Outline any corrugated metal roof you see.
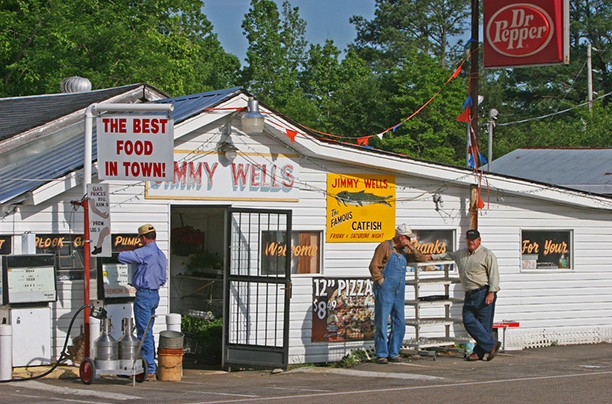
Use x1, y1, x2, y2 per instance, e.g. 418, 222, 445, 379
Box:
0, 84, 144, 141
158, 87, 242, 123
489, 147, 612, 194
0, 86, 244, 205
0, 123, 95, 204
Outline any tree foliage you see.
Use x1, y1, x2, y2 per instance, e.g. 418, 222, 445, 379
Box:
241, 0, 307, 110
351, 0, 471, 69
5, 0, 612, 167
0, 0, 239, 97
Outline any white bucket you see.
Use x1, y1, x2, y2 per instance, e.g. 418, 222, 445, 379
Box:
166, 313, 181, 332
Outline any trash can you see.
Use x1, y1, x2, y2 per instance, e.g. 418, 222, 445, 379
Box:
157, 331, 184, 381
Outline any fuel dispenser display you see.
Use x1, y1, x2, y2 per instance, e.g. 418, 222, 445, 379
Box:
1, 254, 57, 367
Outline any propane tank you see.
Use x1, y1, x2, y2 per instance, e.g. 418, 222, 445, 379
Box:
94, 318, 118, 370
118, 317, 140, 370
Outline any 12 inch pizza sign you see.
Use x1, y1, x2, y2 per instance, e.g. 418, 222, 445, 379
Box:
484, 0, 569, 68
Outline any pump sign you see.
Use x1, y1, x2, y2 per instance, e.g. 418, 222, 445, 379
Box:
484, 0, 569, 68
97, 114, 174, 181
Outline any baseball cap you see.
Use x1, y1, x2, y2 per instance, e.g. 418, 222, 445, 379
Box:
396, 224, 415, 238
138, 224, 156, 236
466, 229, 480, 239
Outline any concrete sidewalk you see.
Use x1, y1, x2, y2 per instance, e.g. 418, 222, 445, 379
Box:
2, 344, 611, 404
9, 342, 612, 382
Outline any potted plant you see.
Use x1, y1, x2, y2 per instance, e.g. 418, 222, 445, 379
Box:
171, 225, 204, 256
185, 250, 222, 277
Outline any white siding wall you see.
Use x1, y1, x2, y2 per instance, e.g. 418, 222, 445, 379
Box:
4, 124, 612, 365
0, 182, 172, 361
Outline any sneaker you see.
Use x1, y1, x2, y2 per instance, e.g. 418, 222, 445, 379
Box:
375, 357, 388, 364
388, 356, 403, 363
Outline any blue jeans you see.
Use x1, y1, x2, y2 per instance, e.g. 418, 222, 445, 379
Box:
463, 286, 497, 358
373, 255, 406, 359
134, 288, 159, 373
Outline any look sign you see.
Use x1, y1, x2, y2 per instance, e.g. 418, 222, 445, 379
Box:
97, 114, 174, 181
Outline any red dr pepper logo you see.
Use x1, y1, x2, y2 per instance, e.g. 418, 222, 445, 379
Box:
486, 4, 553, 58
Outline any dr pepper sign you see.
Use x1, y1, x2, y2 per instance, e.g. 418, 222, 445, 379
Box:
97, 114, 174, 181
484, 0, 569, 68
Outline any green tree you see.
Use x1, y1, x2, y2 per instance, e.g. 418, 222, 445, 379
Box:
241, 0, 307, 110
0, 0, 239, 97
350, 0, 471, 69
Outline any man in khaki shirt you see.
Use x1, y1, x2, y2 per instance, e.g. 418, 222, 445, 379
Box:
426, 229, 501, 361
369, 224, 425, 364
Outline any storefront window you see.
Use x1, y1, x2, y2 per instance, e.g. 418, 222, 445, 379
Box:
261, 230, 289, 276
0, 236, 11, 255
412, 229, 455, 255
36, 234, 89, 280
411, 229, 455, 271
521, 230, 572, 270
291, 231, 321, 275
261, 230, 322, 275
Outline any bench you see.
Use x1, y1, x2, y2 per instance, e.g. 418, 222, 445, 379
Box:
493, 321, 519, 351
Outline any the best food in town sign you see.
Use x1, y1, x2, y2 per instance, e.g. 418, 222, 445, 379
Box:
97, 114, 174, 181
484, 0, 569, 68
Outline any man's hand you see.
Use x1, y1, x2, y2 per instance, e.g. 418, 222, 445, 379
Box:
485, 292, 496, 305
424, 254, 432, 261
378, 278, 384, 285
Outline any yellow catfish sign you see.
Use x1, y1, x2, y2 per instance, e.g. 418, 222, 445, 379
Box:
327, 174, 396, 243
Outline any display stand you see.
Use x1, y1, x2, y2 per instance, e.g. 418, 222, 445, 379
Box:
172, 275, 217, 314
402, 260, 472, 359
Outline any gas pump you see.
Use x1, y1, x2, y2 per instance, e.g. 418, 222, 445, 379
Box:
1, 254, 57, 367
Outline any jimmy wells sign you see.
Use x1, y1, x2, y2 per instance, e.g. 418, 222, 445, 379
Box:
145, 150, 300, 201
326, 173, 396, 243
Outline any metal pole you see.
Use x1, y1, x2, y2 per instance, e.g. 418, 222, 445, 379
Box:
83, 197, 90, 358
488, 121, 493, 172
488, 109, 498, 172
81, 102, 173, 358
588, 42, 593, 112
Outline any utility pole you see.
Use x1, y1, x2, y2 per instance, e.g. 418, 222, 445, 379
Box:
469, 0, 480, 231
469, 0, 480, 169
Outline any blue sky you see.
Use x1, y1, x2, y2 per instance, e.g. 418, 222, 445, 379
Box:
202, 0, 376, 64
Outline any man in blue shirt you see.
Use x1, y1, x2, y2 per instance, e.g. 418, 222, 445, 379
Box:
118, 224, 167, 380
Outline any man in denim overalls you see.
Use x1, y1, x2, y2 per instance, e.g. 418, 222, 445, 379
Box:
369, 224, 425, 364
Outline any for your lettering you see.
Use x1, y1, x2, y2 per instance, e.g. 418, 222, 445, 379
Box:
544, 240, 568, 255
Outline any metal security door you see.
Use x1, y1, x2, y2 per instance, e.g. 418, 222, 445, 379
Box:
223, 208, 292, 370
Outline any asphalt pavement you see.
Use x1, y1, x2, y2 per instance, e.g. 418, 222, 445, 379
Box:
2, 343, 612, 404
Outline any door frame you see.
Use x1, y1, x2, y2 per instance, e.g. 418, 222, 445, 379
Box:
222, 207, 292, 370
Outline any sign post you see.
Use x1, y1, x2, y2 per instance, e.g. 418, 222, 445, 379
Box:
81, 103, 173, 358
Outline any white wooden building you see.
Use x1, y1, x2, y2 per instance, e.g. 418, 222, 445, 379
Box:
1, 85, 612, 369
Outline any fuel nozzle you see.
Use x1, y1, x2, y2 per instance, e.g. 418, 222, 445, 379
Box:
90, 305, 108, 320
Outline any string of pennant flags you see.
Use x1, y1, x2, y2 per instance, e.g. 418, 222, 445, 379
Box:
278, 56, 469, 147
202, 46, 489, 202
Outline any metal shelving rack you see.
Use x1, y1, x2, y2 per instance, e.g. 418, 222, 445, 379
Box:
402, 260, 472, 358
